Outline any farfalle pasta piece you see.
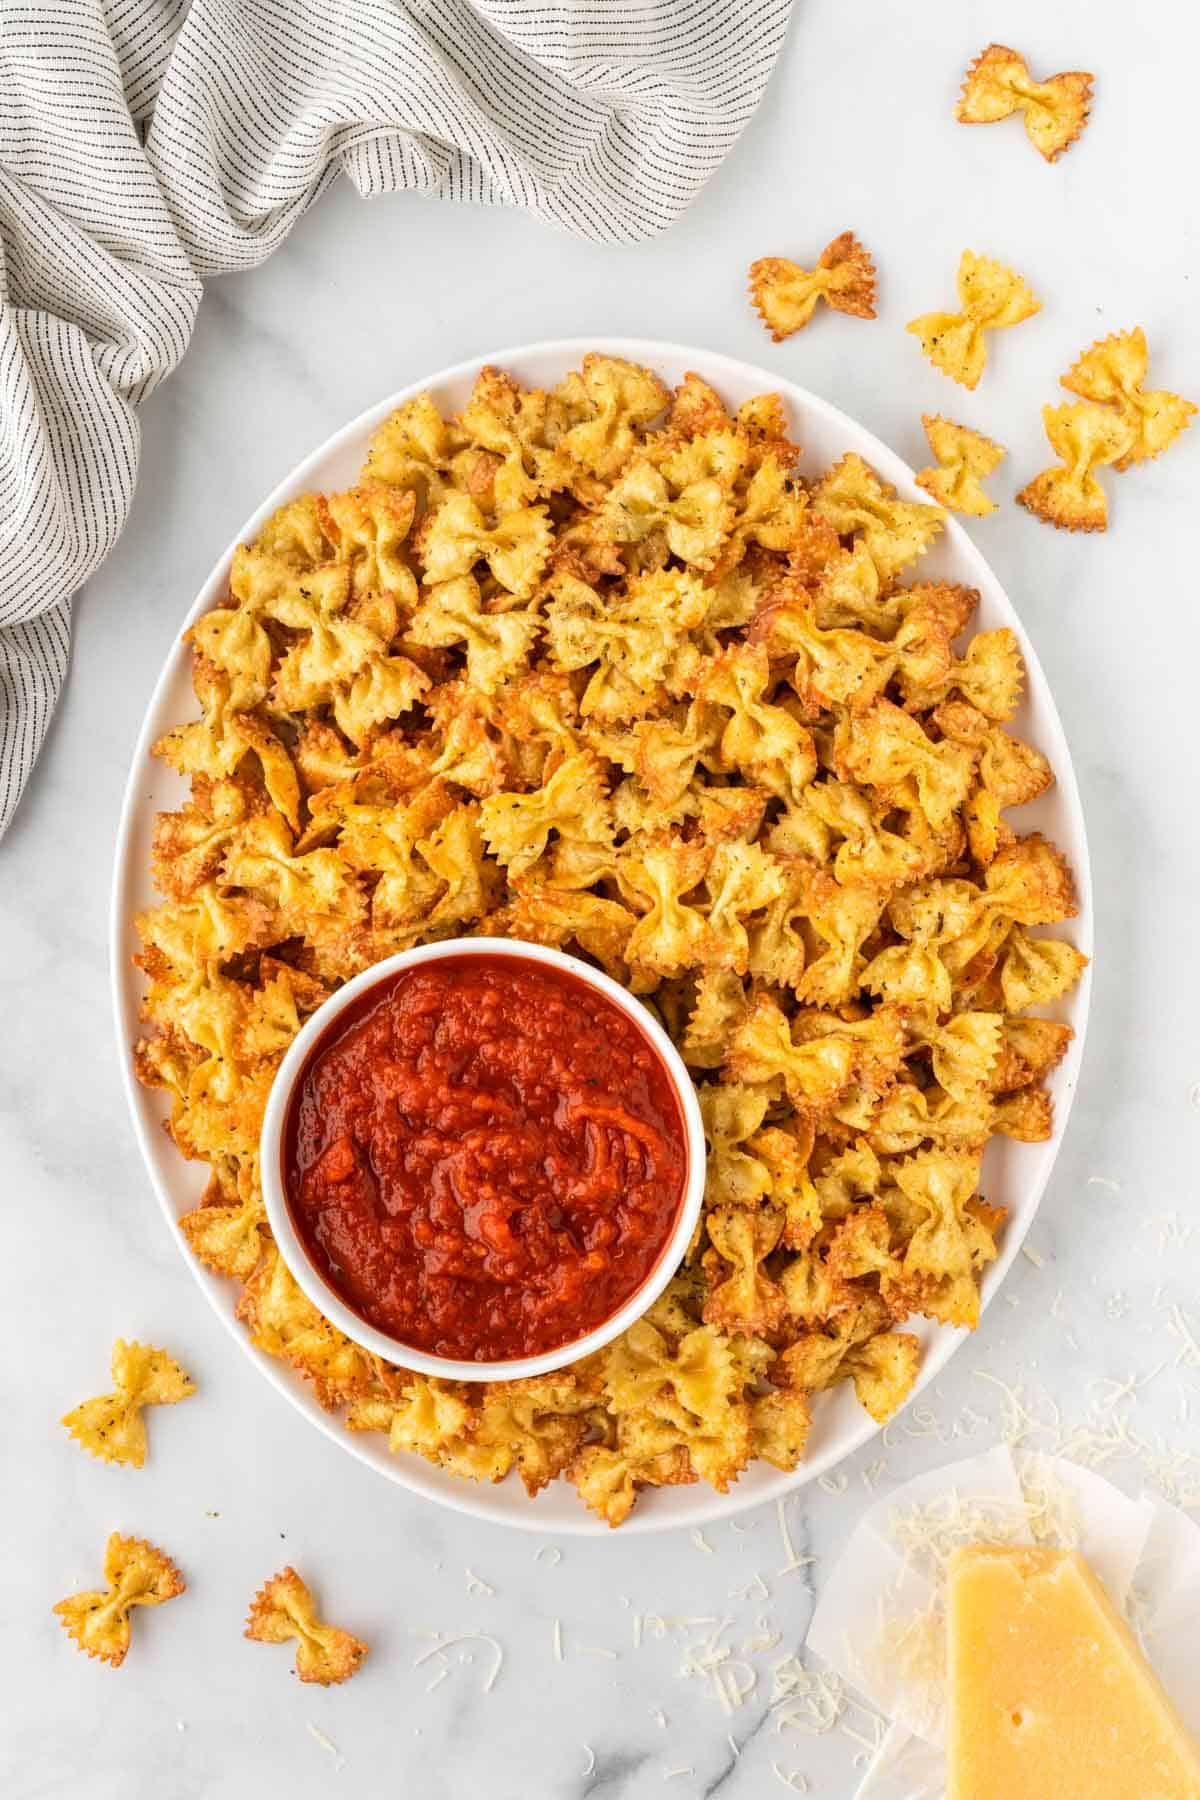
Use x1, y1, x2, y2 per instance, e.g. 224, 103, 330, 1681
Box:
544, 567, 707, 717
683, 968, 751, 1068
316, 481, 421, 606
245, 1566, 368, 1685
702, 1205, 789, 1336
727, 993, 904, 1112
991, 1016, 1074, 1092
54, 1533, 184, 1666
901, 627, 1024, 721
364, 391, 468, 506
780, 1305, 920, 1424
617, 835, 711, 975
833, 698, 976, 830
236, 1242, 372, 1408
440, 1376, 601, 1493
1017, 401, 1134, 532
751, 1386, 813, 1469
600, 456, 733, 572
1061, 327, 1196, 469
62, 1340, 195, 1468
792, 867, 886, 1007
758, 587, 896, 716
456, 364, 575, 510
908, 252, 1040, 390
916, 416, 1005, 516
957, 44, 1093, 162
699, 1081, 772, 1208
999, 927, 1089, 1012
886, 1147, 994, 1329
506, 883, 634, 974
749, 232, 877, 341
479, 751, 612, 880
178, 1163, 267, 1279
408, 575, 540, 694
695, 643, 817, 802
419, 491, 552, 597
347, 1376, 475, 1461
701, 842, 787, 975
752, 1121, 821, 1250
810, 454, 944, 582
553, 353, 669, 481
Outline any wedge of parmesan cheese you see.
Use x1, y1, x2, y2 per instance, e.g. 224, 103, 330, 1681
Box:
946, 1546, 1200, 1800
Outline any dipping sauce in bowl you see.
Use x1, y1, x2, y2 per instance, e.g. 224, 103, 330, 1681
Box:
280, 951, 691, 1365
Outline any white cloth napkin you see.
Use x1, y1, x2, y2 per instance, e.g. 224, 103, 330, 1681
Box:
0, 0, 793, 837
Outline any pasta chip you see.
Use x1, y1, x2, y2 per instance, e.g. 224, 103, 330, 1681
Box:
62, 1340, 195, 1468
1061, 327, 1195, 469
1017, 401, 1134, 532
54, 1533, 184, 1666
908, 252, 1040, 390
810, 454, 944, 582
916, 415, 1005, 516
245, 1566, 368, 1685
957, 44, 1093, 162
749, 232, 877, 341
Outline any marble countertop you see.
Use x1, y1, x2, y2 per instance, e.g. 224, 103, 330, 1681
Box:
4, 0, 1200, 1794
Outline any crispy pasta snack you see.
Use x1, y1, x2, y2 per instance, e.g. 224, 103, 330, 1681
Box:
134, 354, 1085, 1524
1019, 329, 1194, 531
245, 1567, 368, 1684
62, 1339, 195, 1467
54, 1533, 184, 1666
908, 252, 1040, 390
916, 416, 1005, 517
749, 233, 877, 341
957, 45, 1093, 162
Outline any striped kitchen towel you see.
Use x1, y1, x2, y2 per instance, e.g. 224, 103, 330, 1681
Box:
0, 0, 794, 838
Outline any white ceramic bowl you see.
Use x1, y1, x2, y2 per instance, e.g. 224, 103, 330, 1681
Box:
112, 337, 1092, 1533
259, 937, 705, 1383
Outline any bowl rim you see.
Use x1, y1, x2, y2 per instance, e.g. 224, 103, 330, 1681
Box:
259, 935, 707, 1383
110, 335, 1093, 1534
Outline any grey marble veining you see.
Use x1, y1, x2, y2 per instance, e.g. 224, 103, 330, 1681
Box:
4, 0, 1200, 1793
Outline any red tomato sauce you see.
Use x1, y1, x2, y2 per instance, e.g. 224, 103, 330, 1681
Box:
282, 954, 689, 1362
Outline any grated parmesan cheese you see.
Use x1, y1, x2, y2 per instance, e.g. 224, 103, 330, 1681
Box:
306, 1723, 342, 1768
773, 1766, 810, 1792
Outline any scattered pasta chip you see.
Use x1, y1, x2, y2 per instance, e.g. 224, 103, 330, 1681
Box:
245, 1567, 368, 1684
908, 252, 1040, 389
916, 416, 1005, 516
62, 1340, 195, 1468
957, 44, 1093, 162
1061, 327, 1196, 469
54, 1533, 184, 1666
1017, 402, 1133, 532
749, 232, 877, 341
134, 353, 1082, 1525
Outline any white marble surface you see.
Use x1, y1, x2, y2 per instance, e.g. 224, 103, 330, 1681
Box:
4, 1, 1200, 1795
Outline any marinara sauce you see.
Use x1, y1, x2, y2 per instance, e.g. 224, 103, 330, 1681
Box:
282, 954, 689, 1362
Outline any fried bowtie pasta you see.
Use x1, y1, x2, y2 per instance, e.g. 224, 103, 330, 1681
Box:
956, 44, 1093, 163
133, 354, 1085, 1525
54, 1533, 184, 1665
1019, 328, 1194, 531
916, 416, 1006, 517
908, 252, 1040, 391
245, 1566, 368, 1685
749, 232, 878, 342
62, 1339, 195, 1467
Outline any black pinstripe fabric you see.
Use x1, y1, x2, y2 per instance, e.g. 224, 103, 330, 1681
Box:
0, 0, 794, 837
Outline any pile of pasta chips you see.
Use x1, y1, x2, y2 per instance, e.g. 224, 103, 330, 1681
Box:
134, 354, 1085, 1525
